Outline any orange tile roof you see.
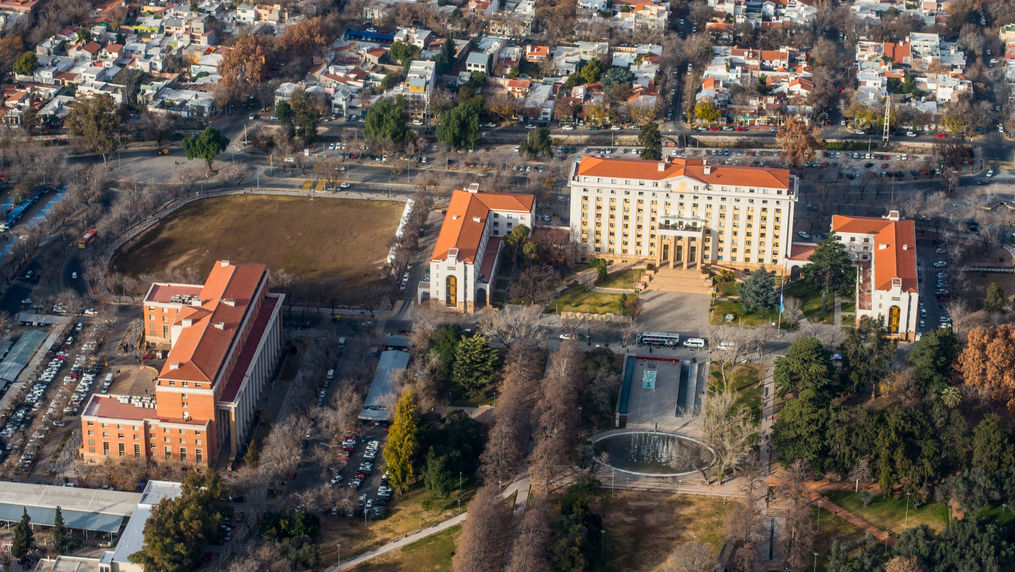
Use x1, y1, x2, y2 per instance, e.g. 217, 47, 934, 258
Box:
431, 190, 534, 264
831, 215, 917, 293
159, 261, 267, 385
575, 156, 792, 189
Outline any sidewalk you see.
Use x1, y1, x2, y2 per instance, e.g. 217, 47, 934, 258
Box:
806, 488, 893, 544
331, 477, 531, 571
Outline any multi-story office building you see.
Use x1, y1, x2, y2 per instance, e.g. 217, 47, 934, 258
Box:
831, 212, 919, 340
79, 261, 284, 466
568, 155, 798, 271
428, 184, 534, 313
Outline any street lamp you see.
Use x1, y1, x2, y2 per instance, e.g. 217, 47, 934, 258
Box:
813, 551, 818, 572
336, 543, 341, 565
815, 499, 822, 532
905, 492, 911, 525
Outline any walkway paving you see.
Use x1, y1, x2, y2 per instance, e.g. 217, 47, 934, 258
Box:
331, 477, 531, 571
806, 488, 893, 545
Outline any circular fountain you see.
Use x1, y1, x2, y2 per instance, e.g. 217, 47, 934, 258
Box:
592, 431, 715, 477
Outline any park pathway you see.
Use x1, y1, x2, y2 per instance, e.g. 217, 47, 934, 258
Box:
806, 487, 894, 545
330, 477, 531, 571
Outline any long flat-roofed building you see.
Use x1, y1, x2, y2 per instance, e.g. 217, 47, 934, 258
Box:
80, 261, 284, 466
831, 211, 919, 340
428, 184, 534, 312
568, 156, 798, 271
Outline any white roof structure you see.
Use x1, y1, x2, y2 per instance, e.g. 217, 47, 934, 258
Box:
359, 350, 409, 422
102, 481, 182, 567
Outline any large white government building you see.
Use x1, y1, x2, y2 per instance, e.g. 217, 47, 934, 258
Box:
568, 155, 798, 271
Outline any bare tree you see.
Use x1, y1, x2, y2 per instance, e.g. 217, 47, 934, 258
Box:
663, 541, 715, 572
481, 343, 544, 483
724, 467, 766, 572
780, 460, 815, 570
703, 389, 756, 479
529, 340, 584, 489
505, 501, 553, 572
477, 305, 545, 346
452, 485, 510, 572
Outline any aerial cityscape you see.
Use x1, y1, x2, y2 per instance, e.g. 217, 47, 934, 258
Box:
0, 0, 1009, 570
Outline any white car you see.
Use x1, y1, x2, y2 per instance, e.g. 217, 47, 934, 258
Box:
412, 119, 423, 126
610, 125, 621, 131
339, 182, 351, 189
562, 125, 574, 131
526, 124, 537, 130
906, 131, 917, 137
797, 231, 810, 240
717, 341, 736, 351
933, 260, 947, 268
683, 337, 706, 349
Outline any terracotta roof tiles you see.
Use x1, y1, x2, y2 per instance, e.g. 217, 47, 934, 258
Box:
431, 190, 534, 264
575, 156, 792, 189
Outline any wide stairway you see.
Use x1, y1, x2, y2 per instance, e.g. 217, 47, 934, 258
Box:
641, 266, 712, 294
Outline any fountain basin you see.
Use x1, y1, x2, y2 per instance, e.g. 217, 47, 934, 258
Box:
592, 431, 715, 477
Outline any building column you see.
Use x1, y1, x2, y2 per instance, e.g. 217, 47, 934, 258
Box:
669, 237, 676, 268
682, 237, 690, 267
695, 236, 703, 266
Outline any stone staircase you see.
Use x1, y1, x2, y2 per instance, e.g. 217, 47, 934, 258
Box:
641, 266, 713, 294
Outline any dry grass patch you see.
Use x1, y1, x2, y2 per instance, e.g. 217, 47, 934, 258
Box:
592, 491, 733, 571
112, 195, 404, 303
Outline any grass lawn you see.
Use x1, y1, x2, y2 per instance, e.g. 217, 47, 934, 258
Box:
715, 280, 740, 297
710, 363, 764, 421
814, 506, 871, 570
592, 492, 733, 571
348, 525, 461, 571
112, 195, 404, 304
596, 268, 644, 290
320, 484, 476, 560
549, 285, 624, 314
784, 281, 836, 325
710, 298, 780, 327
824, 490, 949, 535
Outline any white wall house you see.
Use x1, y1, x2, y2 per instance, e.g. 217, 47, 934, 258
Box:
427, 185, 534, 313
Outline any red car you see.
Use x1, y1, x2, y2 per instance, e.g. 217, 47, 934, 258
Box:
935, 133, 946, 138
736, 126, 746, 131
710, 127, 720, 131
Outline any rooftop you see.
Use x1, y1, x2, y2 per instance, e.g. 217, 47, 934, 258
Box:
431, 188, 534, 264
575, 156, 793, 190
831, 213, 917, 293
159, 261, 268, 385
82, 395, 155, 421
219, 294, 280, 403
144, 283, 203, 304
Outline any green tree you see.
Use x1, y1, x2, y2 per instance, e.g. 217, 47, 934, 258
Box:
984, 282, 1008, 314
503, 224, 531, 261
450, 333, 499, 397
428, 324, 463, 385
433, 36, 457, 75
740, 267, 778, 312
388, 40, 420, 68
275, 100, 293, 125
13, 51, 37, 76
579, 58, 604, 84
130, 471, 231, 572
771, 395, 828, 467
364, 96, 414, 147
436, 101, 481, 150
839, 317, 896, 394
801, 232, 855, 296
384, 387, 421, 492
908, 329, 960, 394
11, 507, 34, 562
638, 121, 662, 160
520, 127, 553, 158
773, 337, 834, 401
66, 93, 120, 163
593, 258, 608, 282
600, 66, 634, 90
182, 127, 229, 172
694, 98, 722, 124
423, 449, 455, 497
52, 505, 67, 555
972, 413, 1014, 475
289, 92, 322, 145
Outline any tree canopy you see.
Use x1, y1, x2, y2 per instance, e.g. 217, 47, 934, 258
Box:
11, 507, 34, 562
384, 387, 421, 492
776, 115, 821, 168
520, 127, 553, 158
838, 317, 896, 394
451, 333, 500, 397
436, 101, 481, 150
694, 98, 722, 124
13, 51, 37, 76
364, 97, 414, 147
774, 337, 834, 402
984, 283, 1008, 314
958, 325, 1015, 412
66, 93, 121, 162
740, 267, 778, 312
638, 122, 662, 160
182, 127, 229, 172
801, 233, 855, 296
130, 471, 231, 572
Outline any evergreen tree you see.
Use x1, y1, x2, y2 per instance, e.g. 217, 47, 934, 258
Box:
423, 449, 455, 497
638, 121, 662, 160
801, 233, 855, 296
520, 127, 553, 158
384, 387, 421, 492
450, 333, 499, 397
363, 96, 414, 147
182, 127, 228, 172
740, 267, 778, 312
11, 507, 34, 562
984, 282, 1008, 314
52, 505, 67, 555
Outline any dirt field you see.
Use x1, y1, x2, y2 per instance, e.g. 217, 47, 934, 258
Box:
112, 195, 404, 301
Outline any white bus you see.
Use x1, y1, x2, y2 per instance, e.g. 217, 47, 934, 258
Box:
637, 332, 681, 347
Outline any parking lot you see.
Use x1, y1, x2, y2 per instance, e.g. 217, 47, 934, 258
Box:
326, 424, 391, 520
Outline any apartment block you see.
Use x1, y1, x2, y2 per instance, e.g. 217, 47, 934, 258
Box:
80, 261, 284, 466
568, 156, 798, 271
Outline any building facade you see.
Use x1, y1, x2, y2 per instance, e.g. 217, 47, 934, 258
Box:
831, 212, 919, 340
568, 156, 797, 271
427, 185, 534, 313
80, 261, 284, 466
